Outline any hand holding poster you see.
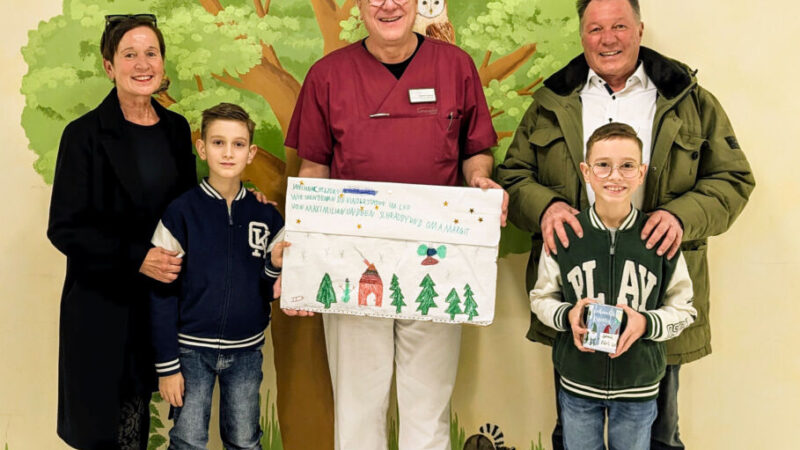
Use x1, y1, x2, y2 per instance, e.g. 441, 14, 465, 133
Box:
280, 177, 502, 325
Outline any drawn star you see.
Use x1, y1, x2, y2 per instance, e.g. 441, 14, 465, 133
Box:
299, 180, 304, 185
360, 206, 365, 211
443, 201, 449, 207
339, 193, 344, 198
469, 208, 475, 213
296, 219, 301, 224
478, 217, 484, 222
454, 219, 459, 224
375, 205, 379, 210
357, 224, 362, 229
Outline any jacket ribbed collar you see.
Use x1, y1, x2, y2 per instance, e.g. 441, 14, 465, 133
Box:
199, 178, 247, 202
588, 205, 638, 231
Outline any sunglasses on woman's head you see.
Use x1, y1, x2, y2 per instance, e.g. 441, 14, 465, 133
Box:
104, 14, 158, 30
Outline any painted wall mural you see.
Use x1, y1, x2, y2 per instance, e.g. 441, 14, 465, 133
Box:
20, 0, 581, 448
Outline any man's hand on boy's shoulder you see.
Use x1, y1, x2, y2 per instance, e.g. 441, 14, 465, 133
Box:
641, 210, 684, 259
610, 305, 647, 359
159, 372, 185, 407
248, 188, 277, 207
568, 298, 595, 353
541, 201, 583, 256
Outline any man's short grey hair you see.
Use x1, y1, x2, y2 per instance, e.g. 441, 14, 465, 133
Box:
576, 0, 641, 24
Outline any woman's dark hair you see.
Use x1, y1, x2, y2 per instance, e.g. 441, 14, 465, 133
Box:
100, 15, 166, 62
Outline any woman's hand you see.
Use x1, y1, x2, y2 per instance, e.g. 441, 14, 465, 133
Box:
139, 247, 182, 283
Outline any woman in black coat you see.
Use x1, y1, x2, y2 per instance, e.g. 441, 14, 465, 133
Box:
47, 15, 196, 449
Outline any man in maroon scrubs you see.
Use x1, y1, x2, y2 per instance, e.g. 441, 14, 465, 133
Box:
284, 1, 504, 449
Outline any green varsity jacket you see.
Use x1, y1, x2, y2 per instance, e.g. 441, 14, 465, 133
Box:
531, 207, 696, 401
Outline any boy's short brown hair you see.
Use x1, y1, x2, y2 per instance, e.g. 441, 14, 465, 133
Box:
201, 103, 256, 143
585, 122, 643, 161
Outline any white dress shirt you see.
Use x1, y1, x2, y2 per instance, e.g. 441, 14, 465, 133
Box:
580, 62, 657, 208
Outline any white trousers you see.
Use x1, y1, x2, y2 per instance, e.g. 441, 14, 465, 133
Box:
323, 314, 462, 450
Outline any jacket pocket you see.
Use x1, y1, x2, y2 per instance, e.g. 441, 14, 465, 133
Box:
666, 133, 705, 194
528, 127, 569, 192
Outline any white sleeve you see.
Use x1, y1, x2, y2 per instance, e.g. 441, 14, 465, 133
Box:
151, 220, 185, 258
642, 253, 697, 341
530, 247, 572, 332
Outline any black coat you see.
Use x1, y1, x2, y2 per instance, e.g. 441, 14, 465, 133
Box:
47, 89, 196, 449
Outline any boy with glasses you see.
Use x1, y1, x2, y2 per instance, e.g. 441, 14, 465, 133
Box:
529, 123, 697, 450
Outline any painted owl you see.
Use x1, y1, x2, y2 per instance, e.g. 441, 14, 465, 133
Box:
413, 0, 456, 44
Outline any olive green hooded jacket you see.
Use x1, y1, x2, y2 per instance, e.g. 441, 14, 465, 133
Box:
497, 47, 755, 365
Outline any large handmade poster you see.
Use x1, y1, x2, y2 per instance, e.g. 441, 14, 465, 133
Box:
281, 177, 502, 325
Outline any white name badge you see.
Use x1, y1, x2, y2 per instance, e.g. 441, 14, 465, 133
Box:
409, 88, 437, 104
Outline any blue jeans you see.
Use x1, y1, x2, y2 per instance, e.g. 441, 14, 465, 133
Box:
559, 389, 657, 450
552, 366, 683, 450
168, 346, 264, 450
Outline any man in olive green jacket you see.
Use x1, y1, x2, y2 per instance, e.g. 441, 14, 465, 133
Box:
497, 1, 754, 449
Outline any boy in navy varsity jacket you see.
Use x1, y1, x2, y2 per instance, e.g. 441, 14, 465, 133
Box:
149, 103, 286, 449
530, 123, 696, 450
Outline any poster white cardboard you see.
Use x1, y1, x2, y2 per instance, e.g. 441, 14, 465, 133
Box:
280, 177, 502, 325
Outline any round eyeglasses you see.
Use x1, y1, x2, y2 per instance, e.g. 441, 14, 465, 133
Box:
588, 161, 642, 179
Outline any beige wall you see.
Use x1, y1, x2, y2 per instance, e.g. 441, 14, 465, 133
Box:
1, 1, 797, 449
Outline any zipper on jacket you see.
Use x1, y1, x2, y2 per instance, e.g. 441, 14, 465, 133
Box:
606, 229, 617, 396
216, 201, 235, 351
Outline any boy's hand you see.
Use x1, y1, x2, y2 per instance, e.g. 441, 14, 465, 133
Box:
568, 298, 595, 353
248, 189, 278, 207
140, 247, 182, 283
273, 274, 315, 316
610, 305, 647, 359
271, 241, 291, 269
159, 373, 185, 407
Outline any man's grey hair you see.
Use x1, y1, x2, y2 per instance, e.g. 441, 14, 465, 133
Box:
576, 0, 641, 25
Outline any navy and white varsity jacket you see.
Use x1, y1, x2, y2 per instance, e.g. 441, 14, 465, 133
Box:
149, 179, 284, 376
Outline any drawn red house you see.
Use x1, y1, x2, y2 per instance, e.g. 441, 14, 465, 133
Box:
358, 260, 383, 307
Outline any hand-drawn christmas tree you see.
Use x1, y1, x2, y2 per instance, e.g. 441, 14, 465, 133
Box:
444, 288, 463, 320
342, 278, 351, 303
389, 274, 406, 313
316, 273, 336, 309
463, 284, 479, 321
416, 274, 439, 316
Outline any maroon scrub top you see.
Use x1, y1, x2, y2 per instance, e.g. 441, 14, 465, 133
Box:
285, 37, 497, 186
